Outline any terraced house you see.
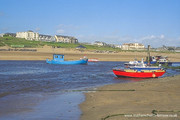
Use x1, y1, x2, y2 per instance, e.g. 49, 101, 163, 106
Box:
55, 35, 78, 43
16, 30, 39, 41
39, 34, 55, 42
15, 31, 78, 43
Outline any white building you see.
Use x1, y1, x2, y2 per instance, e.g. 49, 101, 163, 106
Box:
16, 30, 39, 40
0, 33, 4, 37
122, 43, 145, 50
114, 44, 121, 48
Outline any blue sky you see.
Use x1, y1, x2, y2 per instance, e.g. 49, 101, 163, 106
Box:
0, 0, 180, 47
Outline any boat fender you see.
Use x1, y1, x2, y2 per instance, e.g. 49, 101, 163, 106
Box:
152, 73, 156, 78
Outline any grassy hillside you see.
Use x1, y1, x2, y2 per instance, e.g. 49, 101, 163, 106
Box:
0, 36, 44, 48
0, 36, 121, 52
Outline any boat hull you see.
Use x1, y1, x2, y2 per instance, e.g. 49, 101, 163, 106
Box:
88, 59, 99, 62
46, 59, 88, 65
113, 69, 165, 78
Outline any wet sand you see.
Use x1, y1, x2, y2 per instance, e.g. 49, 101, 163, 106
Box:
0, 92, 84, 120
80, 75, 180, 120
0, 47, 180, 62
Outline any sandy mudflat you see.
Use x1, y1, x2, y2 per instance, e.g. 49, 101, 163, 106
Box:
80, 75, 180, 120
0, 47, 180, 61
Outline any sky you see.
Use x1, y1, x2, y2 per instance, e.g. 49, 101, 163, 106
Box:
0, 0, 180, 48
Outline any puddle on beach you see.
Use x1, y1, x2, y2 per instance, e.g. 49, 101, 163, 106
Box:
0, 92, 84, 120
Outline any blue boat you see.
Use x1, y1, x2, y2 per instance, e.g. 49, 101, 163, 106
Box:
46, 54, 88, 65
144, 61, 157, 64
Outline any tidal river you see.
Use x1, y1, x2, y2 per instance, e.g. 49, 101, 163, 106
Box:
0, 61, 179, 120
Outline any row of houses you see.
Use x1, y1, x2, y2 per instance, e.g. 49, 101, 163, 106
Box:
93, 41, 145, 50
1, 31, 145, 50
2, 31, 78, 43
93, 41, 180, 51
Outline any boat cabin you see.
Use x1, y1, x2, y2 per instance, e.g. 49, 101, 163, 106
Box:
53, 54, 64, 61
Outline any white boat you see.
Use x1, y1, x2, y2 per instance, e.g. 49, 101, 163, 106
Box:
129, 59, 161, 71
157, 56, 172, 65
124, 59, 140, 67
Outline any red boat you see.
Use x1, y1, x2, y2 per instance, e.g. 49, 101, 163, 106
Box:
88, 58, 99, 62
113, 69, 165, 78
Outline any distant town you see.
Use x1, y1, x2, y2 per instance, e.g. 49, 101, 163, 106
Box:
0, 30, 180, 52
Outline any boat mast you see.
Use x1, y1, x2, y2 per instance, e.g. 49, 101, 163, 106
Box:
147, 45, 150, 65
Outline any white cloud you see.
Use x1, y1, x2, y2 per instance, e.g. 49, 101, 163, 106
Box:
56, 29, 65, 34
57, 24, 79, 29
160, 34, 165, 39
139, 34, 180, 47
35, 27, 40, 32
56, 24, 80, 35
141, 34, 165, 41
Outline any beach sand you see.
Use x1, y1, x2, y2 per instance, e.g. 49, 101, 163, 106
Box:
0, 47, 180, 62
80, 75, 180, 120
0, 47, 180, 120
